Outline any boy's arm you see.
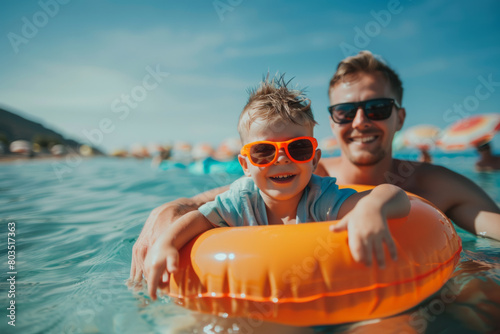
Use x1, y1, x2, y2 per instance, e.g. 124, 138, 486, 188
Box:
332, 184, 410, 268
144, 210, 214, 300
130, 185, 230, 282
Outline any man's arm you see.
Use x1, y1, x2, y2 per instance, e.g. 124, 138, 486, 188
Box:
319, 158, 500, 241
129, 184, 230, 282
314, 158, 330, 177
417, 165, 500, 240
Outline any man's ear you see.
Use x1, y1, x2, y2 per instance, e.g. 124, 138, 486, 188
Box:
396, 107, 406, 131
238, 154, 252, 177
329, 117, 336, 131
312, 149, 322, 172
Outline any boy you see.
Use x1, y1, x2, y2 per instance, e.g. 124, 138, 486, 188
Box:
144, 76, 410, 300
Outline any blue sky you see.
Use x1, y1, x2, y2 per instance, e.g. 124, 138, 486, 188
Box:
1, 0, 500, 153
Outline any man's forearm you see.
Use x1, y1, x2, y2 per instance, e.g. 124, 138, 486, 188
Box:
159, 185, 231, 223
168, 198, 202, 218
190, 185, 231, 208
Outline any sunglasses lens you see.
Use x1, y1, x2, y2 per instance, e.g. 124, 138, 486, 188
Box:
331, 104, 357, 124
365, 100, 393, 120
330, 99, 394, 123
288, 139, 314, 161
249, 143, 276, 165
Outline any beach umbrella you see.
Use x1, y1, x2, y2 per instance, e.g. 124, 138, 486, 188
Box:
319, 136, 339, 154
79, 145, 94, 156
50, 144, 67, 156
403, 125, 441, 150
214, 137, 241, 161
147, 143, 164, 156
9, 140, 32, 154
130, 143, 149, 158
171, 141, 193, 162
192, 142, 215, 160
437, 113, 500, 151
392, 131, 405, 152
110, 149, 129, 158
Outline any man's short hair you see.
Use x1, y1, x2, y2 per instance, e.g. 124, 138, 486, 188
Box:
238, 74, 317, 143
329, 51, 403, 104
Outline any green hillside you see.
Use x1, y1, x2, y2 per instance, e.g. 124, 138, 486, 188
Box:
0, 107, 102, 155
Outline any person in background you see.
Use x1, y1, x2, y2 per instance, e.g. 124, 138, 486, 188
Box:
130, 51, 500, 283
475, 141, 500, 171
418, 148, 432, 163
151, 146, 172, 169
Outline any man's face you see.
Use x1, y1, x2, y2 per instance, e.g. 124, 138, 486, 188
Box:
328, 72, 405, 166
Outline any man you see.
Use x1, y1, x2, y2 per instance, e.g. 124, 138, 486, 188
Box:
130, 51, 500, 282
316, 51, 500, 240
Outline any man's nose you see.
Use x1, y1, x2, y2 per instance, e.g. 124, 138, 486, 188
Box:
351, 107, 371, 129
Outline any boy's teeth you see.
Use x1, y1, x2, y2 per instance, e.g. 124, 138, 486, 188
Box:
273, 175, 293, 179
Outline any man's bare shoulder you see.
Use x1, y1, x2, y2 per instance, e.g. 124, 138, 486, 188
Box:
393, 160, 497, 209
316, 156, 341, 177
406, 160, 469, 184
392, 159, 462, 188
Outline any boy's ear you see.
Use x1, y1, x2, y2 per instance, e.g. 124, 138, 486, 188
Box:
238, 154, 252, 177
312, 149, 322, 172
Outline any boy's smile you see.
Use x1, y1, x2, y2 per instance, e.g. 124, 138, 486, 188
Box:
269, 173, 297, 183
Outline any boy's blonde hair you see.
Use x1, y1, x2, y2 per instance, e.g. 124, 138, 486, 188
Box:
238, 74, 317, 143
329, 50, 403, 104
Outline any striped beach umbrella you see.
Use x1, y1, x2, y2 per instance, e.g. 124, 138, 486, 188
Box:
403, 125, 441, 150
437, 113, 500, 151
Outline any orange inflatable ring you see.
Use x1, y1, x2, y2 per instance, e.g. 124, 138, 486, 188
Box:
167, 185, 462, 326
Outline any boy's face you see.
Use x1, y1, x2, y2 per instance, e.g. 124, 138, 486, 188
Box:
238, 118, 321, 203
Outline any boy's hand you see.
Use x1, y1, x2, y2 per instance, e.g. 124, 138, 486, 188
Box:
330, 203, 397, 268
130, 198, 202, 283
142, 211, 215, 301
144, 236, 180, 300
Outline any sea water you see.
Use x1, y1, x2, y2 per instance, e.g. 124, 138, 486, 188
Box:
0, 153, 498, 334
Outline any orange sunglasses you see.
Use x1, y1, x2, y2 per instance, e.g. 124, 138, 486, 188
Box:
240, 136, 318, 167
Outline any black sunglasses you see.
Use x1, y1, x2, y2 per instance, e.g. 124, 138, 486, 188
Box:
328, 98, 401, 124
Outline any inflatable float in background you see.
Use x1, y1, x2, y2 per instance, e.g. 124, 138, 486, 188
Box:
159, 157, 243, 176
166, 187, 462, 326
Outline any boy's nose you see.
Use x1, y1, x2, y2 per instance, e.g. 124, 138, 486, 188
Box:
352, 107, 371, 129
274, 148, 290, 164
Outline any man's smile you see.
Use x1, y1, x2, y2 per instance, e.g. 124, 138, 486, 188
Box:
348, 135, 379, 144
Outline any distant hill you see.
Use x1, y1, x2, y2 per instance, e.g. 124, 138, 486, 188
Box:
0, 107, 103, 154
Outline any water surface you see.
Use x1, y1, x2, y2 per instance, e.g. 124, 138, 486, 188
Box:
0, 155, 498, 333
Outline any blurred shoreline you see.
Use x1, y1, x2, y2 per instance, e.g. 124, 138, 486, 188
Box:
0, 153, 79, 164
